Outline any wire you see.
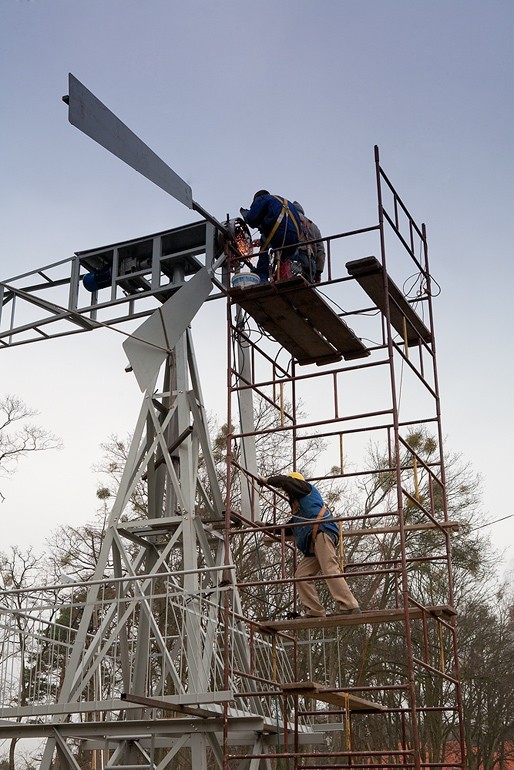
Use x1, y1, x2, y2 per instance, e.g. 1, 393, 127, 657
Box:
312, 291, 382, 346
403, 272, 425, 299
255, 321, 276, 344
428, 274, 442, 297
359, 336, 383, 347
315, 287, 348, 316
403, 270, 441, 300
316, 285, 382, 322
231, 293, 288, 372
273, 348, 292, 377
469, 514, 514, 532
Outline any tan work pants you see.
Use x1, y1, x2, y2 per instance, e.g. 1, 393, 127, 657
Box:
295, 532, 359, 617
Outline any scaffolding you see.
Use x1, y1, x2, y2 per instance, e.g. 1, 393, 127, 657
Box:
224, 146, 466, 768
0, 146, 466, 769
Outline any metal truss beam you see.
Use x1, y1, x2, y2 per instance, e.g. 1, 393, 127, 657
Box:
0, 220, 219, 347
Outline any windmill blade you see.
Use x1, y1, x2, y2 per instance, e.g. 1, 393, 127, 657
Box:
66, 73, 193, 209
123, 266, 212, 392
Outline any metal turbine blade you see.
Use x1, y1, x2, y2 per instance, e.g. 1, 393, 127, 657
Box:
66, 73, 193, 209
123, 266, 212, 392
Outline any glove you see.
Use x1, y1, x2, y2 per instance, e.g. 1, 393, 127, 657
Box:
257, 476, 268, 487
240, 207, 250, 220
315, 271, 322, 284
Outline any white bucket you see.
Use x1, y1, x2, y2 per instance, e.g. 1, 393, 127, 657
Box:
231, 272, 260, 289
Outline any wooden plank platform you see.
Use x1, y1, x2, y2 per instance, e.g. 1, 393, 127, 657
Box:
260, 605, 456, 634
121, 692, 215, 719
345, 256, 432, 345
281, 681, 386, 712
229, 276, 369, 366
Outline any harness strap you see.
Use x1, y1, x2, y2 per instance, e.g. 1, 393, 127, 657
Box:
261, 196, 301, 252
311, 504, 327, 543
286, 199, 302, 240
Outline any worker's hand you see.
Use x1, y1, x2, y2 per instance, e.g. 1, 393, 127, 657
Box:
257, 476, 268, 487
315, 271, 322, 284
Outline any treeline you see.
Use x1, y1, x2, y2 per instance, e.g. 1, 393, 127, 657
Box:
0, 402, 512, 768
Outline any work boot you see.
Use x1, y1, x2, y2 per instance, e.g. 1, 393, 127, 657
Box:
286, 610, 326, 619
331, 607, 362, 616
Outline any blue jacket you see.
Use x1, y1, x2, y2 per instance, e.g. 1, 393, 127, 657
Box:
267, 475, 340, 556
244, 195, 302, 253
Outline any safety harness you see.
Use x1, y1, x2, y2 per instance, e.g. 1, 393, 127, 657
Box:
311, 504, 328, 542
260, 196, 302, 253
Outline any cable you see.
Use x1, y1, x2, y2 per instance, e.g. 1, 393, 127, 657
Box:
403, 272, 425, 299
358, 336, 384, 347
427, 274, 442, 297
402, 270, 441, 300
316, 286, 381, 319
469, 514, 514, 532
314, 287, 348, 316
273, 348, 292, 377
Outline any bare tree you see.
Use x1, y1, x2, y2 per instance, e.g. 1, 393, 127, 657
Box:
0, 547, 50, 770
0, 395, 61, 501
459, 591, 514, 770
19, 416, 511, 767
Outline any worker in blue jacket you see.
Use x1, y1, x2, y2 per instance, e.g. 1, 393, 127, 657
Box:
259, 471, 361, 618
240, 191, 303, 282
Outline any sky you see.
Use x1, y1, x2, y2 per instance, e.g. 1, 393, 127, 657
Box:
1, 0, 513, 576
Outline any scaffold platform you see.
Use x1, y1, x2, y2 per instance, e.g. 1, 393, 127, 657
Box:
260, 605, 456, 633
281, 681, 387, 712
346, 256, 432, 345
229, 276, 369, 366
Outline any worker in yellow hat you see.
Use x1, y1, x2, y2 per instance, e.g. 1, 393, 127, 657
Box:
259, 472, 361, 618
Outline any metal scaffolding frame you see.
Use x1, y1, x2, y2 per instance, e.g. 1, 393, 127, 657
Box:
224, 146, 466, 768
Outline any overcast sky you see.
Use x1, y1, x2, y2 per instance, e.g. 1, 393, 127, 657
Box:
1, 1, 513, 574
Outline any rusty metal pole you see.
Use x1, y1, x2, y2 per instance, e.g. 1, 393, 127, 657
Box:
374, 144, 422, 768
421, 221, 467, 769
223, 254, 233, 770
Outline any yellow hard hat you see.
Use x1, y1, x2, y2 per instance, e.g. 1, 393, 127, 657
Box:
288, 471, 305, 481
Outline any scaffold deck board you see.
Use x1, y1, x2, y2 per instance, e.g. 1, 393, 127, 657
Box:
260, 605, 456, 633
121, 692, 216, 718
281, 681, 387, 712
346, 256, 432, 345
279, 279, 370, 361
229, 276, 369, 365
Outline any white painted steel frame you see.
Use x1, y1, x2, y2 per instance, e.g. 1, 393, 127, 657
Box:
28, 301, 289, 768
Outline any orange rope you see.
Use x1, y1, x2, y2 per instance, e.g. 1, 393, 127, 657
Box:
438, 622, 445, 671
403, 316, 409, 358
338, 521, 344, 571
413, 456, 420, 500
344, 692, 351, 750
